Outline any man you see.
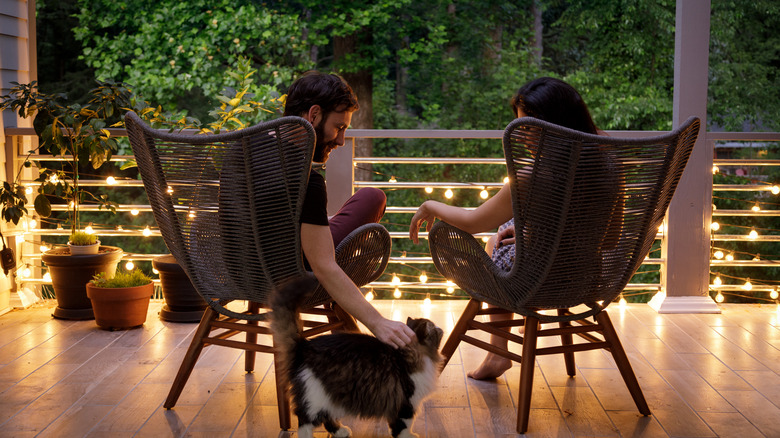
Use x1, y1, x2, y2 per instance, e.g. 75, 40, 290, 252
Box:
283, 71, 415, 349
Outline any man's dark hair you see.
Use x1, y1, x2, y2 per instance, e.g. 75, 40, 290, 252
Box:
283, 71, 359, 118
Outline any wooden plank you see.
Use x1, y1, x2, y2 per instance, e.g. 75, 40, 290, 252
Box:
549, 385, 620, 436
698, 412, 764, 438
717, 389, 780, 437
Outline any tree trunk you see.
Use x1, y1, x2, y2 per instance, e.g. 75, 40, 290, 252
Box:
530, 0, 543, 67
334, 32, 373, 183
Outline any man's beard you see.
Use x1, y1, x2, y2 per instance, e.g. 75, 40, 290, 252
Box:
313, 122, 338, 163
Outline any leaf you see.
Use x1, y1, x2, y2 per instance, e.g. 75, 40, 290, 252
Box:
33, 194, 52, 218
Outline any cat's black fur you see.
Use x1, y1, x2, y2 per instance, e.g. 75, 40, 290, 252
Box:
270, 275, 444, 438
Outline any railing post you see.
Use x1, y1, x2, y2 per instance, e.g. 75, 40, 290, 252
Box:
324, 136, 355, 217
650, 0, 719, 313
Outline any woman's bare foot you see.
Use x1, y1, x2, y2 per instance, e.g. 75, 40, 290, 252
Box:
467, 353, 512, 380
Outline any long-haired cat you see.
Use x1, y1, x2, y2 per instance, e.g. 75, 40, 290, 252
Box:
270, 275, 444, 438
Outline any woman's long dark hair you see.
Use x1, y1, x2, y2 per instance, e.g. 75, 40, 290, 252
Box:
511, 77, 599, 134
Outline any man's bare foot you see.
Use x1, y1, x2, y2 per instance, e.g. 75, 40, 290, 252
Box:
467, 354, 512, 380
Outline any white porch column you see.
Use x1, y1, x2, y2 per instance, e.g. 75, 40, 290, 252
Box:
649, 0, 719, 313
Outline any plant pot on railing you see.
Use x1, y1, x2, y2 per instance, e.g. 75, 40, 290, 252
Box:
42, 245, 123, 320
87, 270, 153, 330
152, 254, 207, 322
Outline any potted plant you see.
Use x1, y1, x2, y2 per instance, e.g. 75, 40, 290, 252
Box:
87, 269, 153, 330
0, 81, 127, 319
68, 230, 100, 255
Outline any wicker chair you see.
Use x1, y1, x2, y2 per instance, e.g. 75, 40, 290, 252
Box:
124, 112, 391, 430
430, 116, 700, 434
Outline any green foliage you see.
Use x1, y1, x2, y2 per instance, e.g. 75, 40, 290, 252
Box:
68, 231, 97, 245
90, 269, 152, 288
0, 81, 128, 233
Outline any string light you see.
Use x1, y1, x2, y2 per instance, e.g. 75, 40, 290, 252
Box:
25, 186, 33, 195
394, 288, 402, 299
748, 229, 759, 239
106, 176, 116, 185
715, 292, 725, 303
419, 273, 428, 283
771, 287, 779, 300
772, 185, 780, 195
39, 244, 50, 253
392, 274, 401, 285
444, 189, 453, 199
725, 253, 734, 261
713, 250, 724, 260
710, 222, 720, 231
388, 176, 397, 183
742, 279, 752, 291
713, 276, 722, 286
365, 289, 374, 301
21, 266, 31, 278
49, 174, 59, 184
503, 176, 509, 184
480, 189, 489, 199
130, 209, 140, 216
712, 165, 719, 174
125, 261, 135, 270
446, 280, 455, 294
84, 225, 94, 234
424, 187, 433, 194
167, 186, 174, 194
29, 218, 37, 229
143, 226, 152, 237
752, 203, 761, 212
423, 294, 431, 307
152, 268, 159, 275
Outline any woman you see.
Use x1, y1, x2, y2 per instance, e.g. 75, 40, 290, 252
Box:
409, 77, 600, 379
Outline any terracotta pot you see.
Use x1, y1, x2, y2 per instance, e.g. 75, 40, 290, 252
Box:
86, 282, 153, 330
42, 246, 123, 320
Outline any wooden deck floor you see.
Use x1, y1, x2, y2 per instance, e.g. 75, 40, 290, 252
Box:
0, 299, 779, 437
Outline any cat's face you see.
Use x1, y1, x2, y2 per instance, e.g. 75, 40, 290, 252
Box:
406, 317, 444, 350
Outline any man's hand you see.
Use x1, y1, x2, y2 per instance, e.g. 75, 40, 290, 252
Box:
369, 318, 416, 349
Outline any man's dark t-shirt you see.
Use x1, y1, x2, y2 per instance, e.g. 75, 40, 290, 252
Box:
301, 169, 329, 226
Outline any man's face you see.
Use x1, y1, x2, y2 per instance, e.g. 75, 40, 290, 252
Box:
313, 110, 353, 163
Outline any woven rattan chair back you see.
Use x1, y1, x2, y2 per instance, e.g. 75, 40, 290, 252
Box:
431, 116, 700, 322
126, 112, 331, 318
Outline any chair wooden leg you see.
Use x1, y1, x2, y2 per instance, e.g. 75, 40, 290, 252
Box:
273, 342, 292, 430
596, 311, 651, 415
440, 298, 481, 369
329, 301, 360, 332
245, 301, 261, 372
557, 308, 576, 377
164, 307, 218, 409
517, 316, 539, 434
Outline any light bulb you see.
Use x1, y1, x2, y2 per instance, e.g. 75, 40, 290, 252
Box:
503, 176, 509, 184
446, 286, 454, 294
423, 295, 431, 307
152, 268, 159, 275
772, 185, 780, 195
389, 176, 397, 183
481, 236, 489, 243
742, 279, 752, 291
394, 288, 402, 299
392, 275, 401, 285
419, 273, 428, 283
125, 261, 134, 270
85, 225, 94, 234
424, 187, 433, 194
29, 219, 37, 229
143, 226, 152, 237
713, 276, 722, 286
716, 292, 724, 303
365, 290, 374, 301
748, 229, 758, 239
106, 176, 116, 185
40, 244, 50, 253
49, 174, 59, 184
712, 165, 719, 174
725, 253, 734, 261
167, 186, 174, 194
771, 288, 779, 300
130, 209, 139, 216
710, 222, 720, 231
714, 250, 724, 260
480, 189, 488, 199
25, 186, 33, 195
444, 189, 453, 199
21, 267, 31, 278
752, 203, 761, 212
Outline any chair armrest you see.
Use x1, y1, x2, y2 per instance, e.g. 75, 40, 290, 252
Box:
428, 221, 503, 304
334, 223, 392, 287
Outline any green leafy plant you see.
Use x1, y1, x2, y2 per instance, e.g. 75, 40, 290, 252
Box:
90, 269, 152, 288
69, 231, 97, 245
0, 80, 128, 233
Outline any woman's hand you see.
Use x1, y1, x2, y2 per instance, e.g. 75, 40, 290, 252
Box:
409, 201, 437, 244
495, 224, 516, 249
368, 317, 416, 349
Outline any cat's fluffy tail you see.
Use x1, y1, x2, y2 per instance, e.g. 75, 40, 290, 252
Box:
269, 275, 318, 361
